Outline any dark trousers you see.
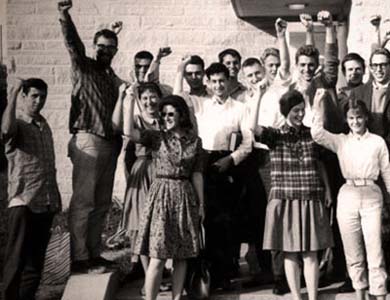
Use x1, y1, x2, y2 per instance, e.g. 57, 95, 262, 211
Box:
3, 206, 54, 300
203, 151, 240, 284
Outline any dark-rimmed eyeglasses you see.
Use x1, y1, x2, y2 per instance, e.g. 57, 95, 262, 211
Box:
370, 62, 390, 69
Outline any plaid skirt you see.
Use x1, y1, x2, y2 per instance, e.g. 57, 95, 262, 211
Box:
263, 198, 334, 252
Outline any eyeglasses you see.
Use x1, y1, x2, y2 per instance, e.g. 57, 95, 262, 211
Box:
370, 62, 390, 69
96, 44, 117, 51
161, 112, 176, 117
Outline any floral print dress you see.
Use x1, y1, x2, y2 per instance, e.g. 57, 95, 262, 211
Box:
133, 129, 203, 259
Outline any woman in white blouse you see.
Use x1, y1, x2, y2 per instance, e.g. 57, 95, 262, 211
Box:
311, 89, 390, 300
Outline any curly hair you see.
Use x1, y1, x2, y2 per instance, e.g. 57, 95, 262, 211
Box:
158, 95, 193, 131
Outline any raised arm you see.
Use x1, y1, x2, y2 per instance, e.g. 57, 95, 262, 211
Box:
318, 11, 338, 88
123, 85, 142, 142
336, 20, 348, 90
1, 79, 23, 138
275, 18, 290, 79
300, 14, 315, 46
173, 55, 192, 95
370, 15, 382, 51
144, 47, 172, 83
112, 83, 130, 132
57, 0, 86, 63
311, 88, 341, 152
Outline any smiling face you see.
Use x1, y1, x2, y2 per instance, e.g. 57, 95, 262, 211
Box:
346, 107, 367, 135
93, 36, 118, 67
209, 72, 229, 98
344, 60, 364, 87
161, 104, 180, 131
370, 54, 390, 85
184, 64, 204, 89
139, 89, 159, 117
297, 55, 318, 82
287, 101, 305, 129
222, 54, 241, 79
22, 87, 47, 117
242, 63, 263, 89
263, 55, 281, 81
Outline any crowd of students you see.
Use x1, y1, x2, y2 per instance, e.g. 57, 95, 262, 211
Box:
2, 1, 390, 300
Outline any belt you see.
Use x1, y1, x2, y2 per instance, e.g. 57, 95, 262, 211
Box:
346, 179, 375, 186
156, 175, 189, 181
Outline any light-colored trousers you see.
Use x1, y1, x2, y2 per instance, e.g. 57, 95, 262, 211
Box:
68, 133, 120, 261
337, 183, 387, 296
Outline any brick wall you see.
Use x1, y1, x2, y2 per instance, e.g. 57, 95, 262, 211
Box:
4, 0, 388, 208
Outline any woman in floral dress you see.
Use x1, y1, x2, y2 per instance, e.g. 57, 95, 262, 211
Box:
124, 91, 204, 300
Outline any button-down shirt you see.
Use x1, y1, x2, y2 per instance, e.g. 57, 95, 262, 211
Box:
60, 17, 122, 140
3, 112, 62, 213
194, 96, 251, 165
311, 111, 390, 191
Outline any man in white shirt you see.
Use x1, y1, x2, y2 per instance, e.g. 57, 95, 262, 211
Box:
195, 62, 251, 289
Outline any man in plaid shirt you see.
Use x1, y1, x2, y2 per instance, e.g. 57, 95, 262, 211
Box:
58, 0, 122, 273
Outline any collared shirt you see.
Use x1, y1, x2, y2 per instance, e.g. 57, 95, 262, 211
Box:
3, 112, 62, 213
311, 111, 390, 191
371, 81, 390, 136
194, 96, 252, 165
256, 124, 324, 201
60, 17, 122, 140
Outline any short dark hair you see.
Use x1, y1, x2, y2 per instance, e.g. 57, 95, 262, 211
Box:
158, 95, 193, 130
261, 47, 280, 63
218, 48, 241, 63
295, 45, 319, 66
93, 29, 118, 46
369, 47, 390, 65
188, 55, 205, 70
341, 53, 365, 75
205, 63, 229, 79
279, 90, 305, 117
22, 78, 48, 95
137, 82, 162, 99
134, 51, 154, 61
343, 99, 370, 119
242, 57, 262, 69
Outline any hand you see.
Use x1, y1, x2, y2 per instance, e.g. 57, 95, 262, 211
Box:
177, 54, 192, 73
119, 82, 131, 99
313, 88, 327, 106
275, 18, 287, 37
317, 10, 333, 27
300, 13, 314, 31
325, 188, 333, 208
253, 125, 264, 138
157, 47, 172, 60
57, 0, 72, 12
370, 14, 381, 28
9, 77, 24, 97
212, 155, 233, 173
110, 21, 123, 35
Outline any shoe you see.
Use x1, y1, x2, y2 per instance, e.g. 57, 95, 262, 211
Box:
71, 260, 90, 274
272, 279, 290, 295
338, 278, 354, 293
90, 256, 118, 268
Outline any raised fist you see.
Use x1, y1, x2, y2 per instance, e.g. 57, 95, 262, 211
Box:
317, 10, 333, 27
110, 21, 123, 35
300, 14, 314, 30
57, 0, 72, 12
157, 47, 172, 60
275, 18, 288, 37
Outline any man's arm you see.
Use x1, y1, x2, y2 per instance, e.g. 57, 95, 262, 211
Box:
58, 0, 86, 63
173, 55, 191, 96
300, 14, 315, 46
1, 79, 23, 138
318, 11, 339, 88
275, 18, 290, 79
144, 47, 172, 83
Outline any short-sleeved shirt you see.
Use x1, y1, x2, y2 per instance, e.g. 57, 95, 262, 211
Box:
3, 112, 62, 213
257, 124, 324, 201
140, 130, 203, 178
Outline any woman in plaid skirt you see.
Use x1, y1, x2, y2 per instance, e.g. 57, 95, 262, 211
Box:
254, 89, 333, 300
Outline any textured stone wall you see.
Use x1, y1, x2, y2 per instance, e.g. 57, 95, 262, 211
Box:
4, 0, 387, 208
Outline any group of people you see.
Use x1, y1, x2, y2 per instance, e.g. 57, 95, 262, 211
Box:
2, 0, 390, 300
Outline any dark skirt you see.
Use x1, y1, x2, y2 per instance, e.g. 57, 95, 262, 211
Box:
263, 198, 334, 252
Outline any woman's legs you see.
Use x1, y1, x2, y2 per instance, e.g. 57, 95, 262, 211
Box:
172, 259, 187, 300
145, 258, 166, 300
302, 251, 319, 300
284, 252, 302, 300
